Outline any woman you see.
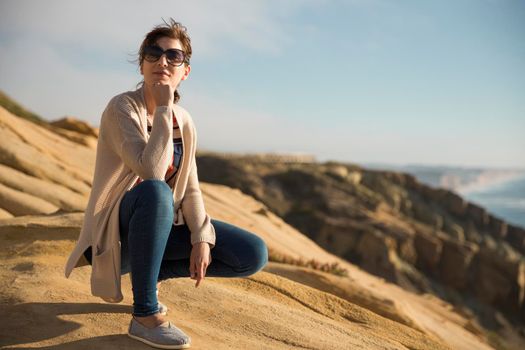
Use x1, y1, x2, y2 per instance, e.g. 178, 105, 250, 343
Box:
64, 19, 268, 349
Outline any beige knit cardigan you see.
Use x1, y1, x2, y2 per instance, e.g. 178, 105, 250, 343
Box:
64, 85, 216, 303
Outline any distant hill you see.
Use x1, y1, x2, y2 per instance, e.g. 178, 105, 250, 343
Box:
0, 89, 99, 150
0, 90, 46, 125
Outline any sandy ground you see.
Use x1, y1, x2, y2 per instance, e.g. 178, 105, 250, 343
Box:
0, 238, 445, 350
0, 184, 494, 349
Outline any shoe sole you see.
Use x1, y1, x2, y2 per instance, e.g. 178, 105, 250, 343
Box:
127, 332, 191, 349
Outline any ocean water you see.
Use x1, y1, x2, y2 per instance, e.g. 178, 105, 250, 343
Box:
461, 176, 525, 229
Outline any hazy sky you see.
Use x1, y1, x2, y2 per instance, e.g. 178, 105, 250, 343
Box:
1, 0, 524, 168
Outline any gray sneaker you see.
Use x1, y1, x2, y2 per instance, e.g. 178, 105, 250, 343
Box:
128, 317, 191, 349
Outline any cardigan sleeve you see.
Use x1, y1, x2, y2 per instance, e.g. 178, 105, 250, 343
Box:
181, 123, 216, 248
102, 95, 174, 180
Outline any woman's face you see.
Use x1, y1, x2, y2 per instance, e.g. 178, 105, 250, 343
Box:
140, 37, 191, 90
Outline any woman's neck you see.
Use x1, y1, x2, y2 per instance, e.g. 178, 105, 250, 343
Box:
143, 84, 157, 116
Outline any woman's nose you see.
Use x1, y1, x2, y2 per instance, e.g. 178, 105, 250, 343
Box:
157, 54, 168, 67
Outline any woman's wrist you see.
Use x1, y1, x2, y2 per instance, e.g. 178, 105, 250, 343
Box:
155, 105, 171, 111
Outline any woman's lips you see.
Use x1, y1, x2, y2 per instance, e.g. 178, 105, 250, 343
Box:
154, 72, 170, 77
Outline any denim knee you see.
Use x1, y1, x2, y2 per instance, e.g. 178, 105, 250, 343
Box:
134, 179, 173, 199
132, 179, 174, 211
254, 236, 269, 272
244, 235, 269, 276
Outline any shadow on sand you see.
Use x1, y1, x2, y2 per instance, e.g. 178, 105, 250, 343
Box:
0, 302, 142, 349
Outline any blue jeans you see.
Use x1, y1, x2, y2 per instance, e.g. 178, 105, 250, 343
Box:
118, 179, 268, 317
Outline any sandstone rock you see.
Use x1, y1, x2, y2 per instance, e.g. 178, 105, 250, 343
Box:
352, 184, 383, 211
443, 218, 465, 241
466, 203, 489, 227
320, 220, 363, 257
355, 230, 400, 281
0, 164, 87, 212
346, 171, 362, 185
50, 116, 99, 137
418, 184, 438, 200
471, 247, 525, 315
361, 172, 405, 211
403, 173, 420, 190
472, 260, 514, 305
383, 171, 407, 186
47, 126, 98, 149
506, 225, 525, 255
442, 190, 467, 216
411, 200, 443, 230
488, 216, 508, 239
323, 164, 350, 180
398, 238, 418, 266
0, 182, 58, 216
371, 223, 417, 265
439, 239, 478, 290
399, 198, 414, 217
0, 207, 14, 219
0, 106, 94, 196
414, 232, 443, 273
464, 220, 482, 244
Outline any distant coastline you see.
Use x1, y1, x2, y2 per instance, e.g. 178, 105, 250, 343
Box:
362, 162, 525, 195
450, 170, 525, 195
361, 162, 525, 228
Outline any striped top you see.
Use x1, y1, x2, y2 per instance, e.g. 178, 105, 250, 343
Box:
133, 112, 183, 188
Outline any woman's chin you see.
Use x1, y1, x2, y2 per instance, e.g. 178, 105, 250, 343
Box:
151, 78, 172, 86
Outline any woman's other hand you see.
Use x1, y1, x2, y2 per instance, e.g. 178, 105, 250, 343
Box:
189, 242, 211, 288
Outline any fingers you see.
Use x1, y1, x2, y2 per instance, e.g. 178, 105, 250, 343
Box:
195, 262, 207, 288
151, 83, 173, 106
189, 255, 196, 280
190, 243, 211, 288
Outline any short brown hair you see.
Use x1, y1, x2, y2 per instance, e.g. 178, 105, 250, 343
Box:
137, 18, 192, 104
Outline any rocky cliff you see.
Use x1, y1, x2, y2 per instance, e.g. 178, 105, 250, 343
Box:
195, 152, 525, 341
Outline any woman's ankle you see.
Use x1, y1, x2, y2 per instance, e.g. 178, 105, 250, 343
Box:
133, 313, 167, 328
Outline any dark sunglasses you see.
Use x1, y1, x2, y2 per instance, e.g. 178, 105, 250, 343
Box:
143, 45, 188, 66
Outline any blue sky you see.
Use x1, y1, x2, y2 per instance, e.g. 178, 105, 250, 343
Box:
0, 0, 524, 168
